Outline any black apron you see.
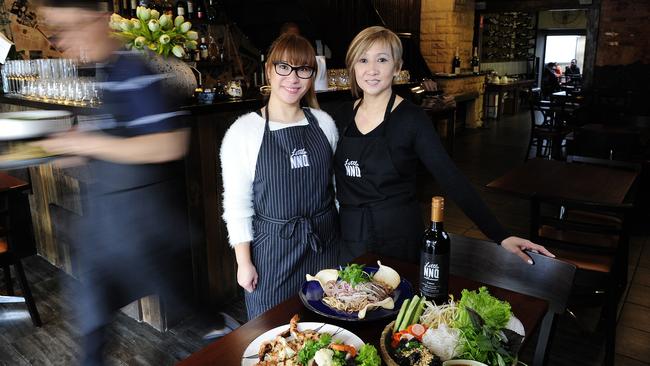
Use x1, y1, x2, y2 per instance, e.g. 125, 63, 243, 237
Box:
334, 94, 423, 263
75, 159, 189, 364
245, 107, 339, 320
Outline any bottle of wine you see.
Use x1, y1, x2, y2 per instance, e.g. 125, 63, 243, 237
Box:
253, 54, 266, 87
176, 0, 187, 17
207, 35, 219, 62
129, 0, 137, 17
471, 47, 480, 75
162, 0, 173, 15
207, 0, 217, 23
186, 0, 194, 19
452, 47, 461, 75
196, 2, 204, 19
419, 196, 450, 304
199, 36, 209, 61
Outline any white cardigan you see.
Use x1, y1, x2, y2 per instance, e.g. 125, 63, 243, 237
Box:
220, 108, 339, 247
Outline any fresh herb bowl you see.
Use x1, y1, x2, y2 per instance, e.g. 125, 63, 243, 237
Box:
379, 320, 522, 366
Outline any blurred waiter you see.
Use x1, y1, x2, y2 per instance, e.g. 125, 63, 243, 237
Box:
35, 1, 191, 365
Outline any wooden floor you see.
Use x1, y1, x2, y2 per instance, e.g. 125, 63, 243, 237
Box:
1, 110, 649, 365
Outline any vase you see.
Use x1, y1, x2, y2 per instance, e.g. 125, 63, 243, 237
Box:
145, 54, 197, 100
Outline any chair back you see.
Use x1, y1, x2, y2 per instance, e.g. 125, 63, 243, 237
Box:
449, 233, 575, 315
530, 194, 633, 253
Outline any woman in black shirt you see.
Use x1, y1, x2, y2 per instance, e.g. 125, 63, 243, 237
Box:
334, 26, 553, 263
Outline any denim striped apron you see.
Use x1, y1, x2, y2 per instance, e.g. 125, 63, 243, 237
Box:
245, 107, 339, 320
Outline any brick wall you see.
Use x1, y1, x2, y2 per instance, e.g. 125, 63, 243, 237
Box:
593, 0, 650, 97
420, 0, 475, 73
596, 0, 650, 66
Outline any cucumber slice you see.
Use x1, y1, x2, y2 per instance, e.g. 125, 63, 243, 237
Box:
412, 297, 426, 325
399, 295, 420, 331
394, 299, 410, 331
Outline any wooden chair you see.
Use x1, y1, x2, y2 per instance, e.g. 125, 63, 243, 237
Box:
529, 194, 633, 366
0, 173, 42, 327
449, 233, 576, 366
525, 101, 572, 161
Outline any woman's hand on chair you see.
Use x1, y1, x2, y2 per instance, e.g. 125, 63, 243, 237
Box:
501, 236, 555, 264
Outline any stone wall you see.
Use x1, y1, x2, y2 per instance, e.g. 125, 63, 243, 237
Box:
434, 75, 485, 128
420, 0, 475, 74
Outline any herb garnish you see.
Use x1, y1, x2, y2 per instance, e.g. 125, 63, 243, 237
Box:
338, 264, 372, 287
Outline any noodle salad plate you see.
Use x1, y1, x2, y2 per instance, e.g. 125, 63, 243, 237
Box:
299, 261, 413, 322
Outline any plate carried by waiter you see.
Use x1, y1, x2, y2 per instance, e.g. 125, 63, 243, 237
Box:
0, 110, 73, 168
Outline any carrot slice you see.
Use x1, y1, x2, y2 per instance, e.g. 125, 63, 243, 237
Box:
407, 324, 427, 339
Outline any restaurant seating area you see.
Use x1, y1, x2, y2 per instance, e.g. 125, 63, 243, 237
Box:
1, 109, 649, 365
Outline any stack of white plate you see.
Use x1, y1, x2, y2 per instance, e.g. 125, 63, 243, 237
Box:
0, 110, 73, 141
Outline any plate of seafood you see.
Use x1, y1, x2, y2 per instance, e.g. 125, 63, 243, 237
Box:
241, 314, 381, 366
299, 261, 413, 321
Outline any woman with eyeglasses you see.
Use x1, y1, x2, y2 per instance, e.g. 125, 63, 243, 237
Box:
334, 26, 554, 264
220, 34, 339, 320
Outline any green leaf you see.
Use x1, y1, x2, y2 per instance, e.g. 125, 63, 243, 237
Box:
338, 264, 371, 287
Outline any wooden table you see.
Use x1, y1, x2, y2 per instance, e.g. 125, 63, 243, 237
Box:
177, 253, 548, 366
486, 158, 639, 204
484, 79, 535, 120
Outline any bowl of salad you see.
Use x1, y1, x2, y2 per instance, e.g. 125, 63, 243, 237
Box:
379, 287, 525, 366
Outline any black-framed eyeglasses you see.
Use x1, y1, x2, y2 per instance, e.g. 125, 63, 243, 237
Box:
272, 61, 315, 79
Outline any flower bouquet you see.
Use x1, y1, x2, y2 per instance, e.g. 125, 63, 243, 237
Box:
108, 7, 198, 58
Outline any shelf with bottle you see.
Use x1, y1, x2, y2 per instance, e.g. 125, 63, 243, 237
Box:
481, 11, 536, 62
114, 0, 220, 23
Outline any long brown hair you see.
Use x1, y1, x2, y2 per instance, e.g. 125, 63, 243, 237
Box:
266, 34, 319, 109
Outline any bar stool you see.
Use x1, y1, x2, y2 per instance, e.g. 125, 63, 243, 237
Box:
0, 172, 42, 327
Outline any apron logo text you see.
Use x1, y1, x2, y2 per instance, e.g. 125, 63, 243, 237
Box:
344, 159, 361, 178
290, 148, 310, 169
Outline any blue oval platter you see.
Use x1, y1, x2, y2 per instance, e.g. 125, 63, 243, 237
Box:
298, 266, 413, 322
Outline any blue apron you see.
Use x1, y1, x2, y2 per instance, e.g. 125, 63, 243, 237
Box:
245, 107, 339, 320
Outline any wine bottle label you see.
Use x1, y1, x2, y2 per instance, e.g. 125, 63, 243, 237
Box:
419, 252, 449, 300
177, 7, 185, 15
200, 49, 209, 59
187, 2, 193, 12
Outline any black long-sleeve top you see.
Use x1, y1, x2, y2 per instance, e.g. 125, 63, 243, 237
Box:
334, 98, 510, 244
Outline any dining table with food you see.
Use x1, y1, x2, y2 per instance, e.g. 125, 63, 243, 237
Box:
176, 252, 548, 366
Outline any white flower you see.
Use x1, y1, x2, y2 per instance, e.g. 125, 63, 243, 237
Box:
119, 19, 132, 32
130, 18, 141, 29
134, 36, 146, 49
150, 9, 160, 20
186, 31, 198, 41
148, 19, 160, 32
138, 7, 151, 21
110, 13, 124, 23
185, 40, 197, 50
179, 21, 191, 33
109, 21, 122, 31
172, 45, 185, 58
159, 34, 171, 45
174, 15, 184, 28
159, 14, 173, 30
